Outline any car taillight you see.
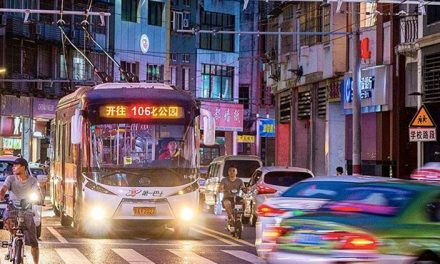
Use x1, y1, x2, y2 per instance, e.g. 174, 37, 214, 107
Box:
323, 231, 377, 250
257, 204, 286, 217
256, 184, 277, 195
262, 226, 289, 242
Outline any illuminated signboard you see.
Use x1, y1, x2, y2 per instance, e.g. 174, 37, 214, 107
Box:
99, 105, 184, 119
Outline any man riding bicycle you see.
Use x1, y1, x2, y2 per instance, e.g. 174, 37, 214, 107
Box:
0, 157, 40, 264
219, 166, 247, 224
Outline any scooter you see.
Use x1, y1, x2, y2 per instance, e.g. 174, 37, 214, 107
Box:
225, 189, 244, 239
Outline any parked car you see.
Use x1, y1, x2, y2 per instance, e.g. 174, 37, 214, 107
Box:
203, 155, 262, 214
268, 180, 440, 264
242, 166, 314, 226
0, 156, 43, 237
256, 175, 397, 258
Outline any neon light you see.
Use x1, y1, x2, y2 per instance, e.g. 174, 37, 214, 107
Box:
99, 104, 184, 119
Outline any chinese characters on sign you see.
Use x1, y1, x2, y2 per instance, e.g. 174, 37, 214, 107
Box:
237, 135, 255, 143
259, 119, 276, 137
409, 105, 437, 142
99, 104, 183, 119
200, 101, 244, 131
360, 76, 374, 99
409, 128, 437, 142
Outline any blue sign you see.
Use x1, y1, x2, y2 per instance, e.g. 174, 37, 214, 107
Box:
259, 119, 275, 137
343, 77, 353, 103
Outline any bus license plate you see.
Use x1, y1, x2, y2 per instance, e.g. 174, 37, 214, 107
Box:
133, 207, 156, 216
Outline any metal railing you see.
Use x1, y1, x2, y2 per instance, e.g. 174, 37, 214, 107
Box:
400, 15, 418, 44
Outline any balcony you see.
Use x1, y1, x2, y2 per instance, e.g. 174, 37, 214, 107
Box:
397, 15, 418, 57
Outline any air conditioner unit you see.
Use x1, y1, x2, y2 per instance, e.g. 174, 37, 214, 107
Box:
183, 18, 189, 28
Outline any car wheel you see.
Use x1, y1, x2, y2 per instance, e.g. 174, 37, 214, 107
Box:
414, 252, 440, 264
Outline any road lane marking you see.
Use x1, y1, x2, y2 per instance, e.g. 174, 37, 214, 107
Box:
55, 248, 92, 264
191, 227, 240, 246
168, 249, 217, 264
39, 240, 237, 247
194, 224, 255, 247
112, 248, 155, 264
222, 250, 265, 263
47, 227, 69, 244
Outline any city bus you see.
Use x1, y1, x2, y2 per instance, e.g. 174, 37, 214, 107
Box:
51, 82, 215, 236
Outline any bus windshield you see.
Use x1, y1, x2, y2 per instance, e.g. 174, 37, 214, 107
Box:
91, 123, 196, 169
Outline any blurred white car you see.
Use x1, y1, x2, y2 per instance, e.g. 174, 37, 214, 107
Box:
255, 175, 397, 258
242, 167, 314, 225
0, 156, 43, 237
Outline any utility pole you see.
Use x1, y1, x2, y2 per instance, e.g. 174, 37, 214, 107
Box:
352, 2, 361, 174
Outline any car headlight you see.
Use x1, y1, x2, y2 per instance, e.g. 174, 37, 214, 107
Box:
180, 207, 195, 221
85, 181, 115, 195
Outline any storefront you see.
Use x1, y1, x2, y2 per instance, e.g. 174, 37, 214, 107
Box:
32, 98, 58, 162
200, 101, 244, 157
343, 65, 393, 175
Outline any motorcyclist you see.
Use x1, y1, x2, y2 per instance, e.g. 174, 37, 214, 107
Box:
0, 157, 40, 264
219, 166, 247, 224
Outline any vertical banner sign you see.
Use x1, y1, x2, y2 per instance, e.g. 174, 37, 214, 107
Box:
409, 105, 437, 142
259, 119, 276, 137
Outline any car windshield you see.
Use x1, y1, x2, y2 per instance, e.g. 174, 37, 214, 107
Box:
0, 161, 14, 182
282, 181, 355, 199
264, 171, 313, 187
91, 123, 196, 169
321, 186, 416, 216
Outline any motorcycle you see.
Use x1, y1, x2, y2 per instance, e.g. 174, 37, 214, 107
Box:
2, 192, 40, 264
225, 189, 244, 239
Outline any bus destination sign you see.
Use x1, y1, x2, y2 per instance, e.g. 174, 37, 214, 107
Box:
99, 104, 184, 119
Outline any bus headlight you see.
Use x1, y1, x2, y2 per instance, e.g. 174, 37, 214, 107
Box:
29, 192, 39, 203
90, 206, 107, 220
180, 207, 195, 221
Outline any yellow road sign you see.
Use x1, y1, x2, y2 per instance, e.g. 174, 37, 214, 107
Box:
410, 105, 436, 127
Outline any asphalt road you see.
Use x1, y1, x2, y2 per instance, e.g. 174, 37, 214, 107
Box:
0, 202, 261, 264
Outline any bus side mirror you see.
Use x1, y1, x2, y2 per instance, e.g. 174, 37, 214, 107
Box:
200, 109, 216, 146
71, 109, 82, 145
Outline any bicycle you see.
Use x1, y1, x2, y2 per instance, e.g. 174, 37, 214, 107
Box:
2, 197, 35, 264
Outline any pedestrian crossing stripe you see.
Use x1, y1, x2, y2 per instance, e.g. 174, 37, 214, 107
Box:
0, 248, 261, 264
410, 105, 436, 127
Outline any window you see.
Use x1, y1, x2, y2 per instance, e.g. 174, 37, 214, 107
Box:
183, 0, 190, 7
73, 52, 88, 81
360, 2, 377, 28
201, 64, 234, 100
322, 5, 331, 43
170, 66, 177, 85
171, 11, 190, 31
239, 86, 249, 109
122, 0, 138, 22
182, 67, 190, 90
182, 53, 190, 63
200, 10, 235, 52
60, 55, 66, 79
146, 64, 163, 81
149, 1, 164, 26
120, 61, 138, 81
299, 3, 322, 46
171, 53, 177, 62
428, 0, 440, 25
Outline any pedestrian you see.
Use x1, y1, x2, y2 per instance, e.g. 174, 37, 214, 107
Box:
336, 166, 343, 176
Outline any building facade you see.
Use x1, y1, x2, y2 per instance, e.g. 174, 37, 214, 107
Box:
0, 0, 111, 162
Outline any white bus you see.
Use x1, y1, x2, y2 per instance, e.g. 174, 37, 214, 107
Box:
51, 82, 215, 236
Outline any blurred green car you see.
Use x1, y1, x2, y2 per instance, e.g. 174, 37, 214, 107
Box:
268, 180, 440, 264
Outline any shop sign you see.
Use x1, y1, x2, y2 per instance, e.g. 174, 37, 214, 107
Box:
1, 95, 31, 117
343, 65, 391, 112
2, 138, 21, 149
259, 119, 275, 137
0, 116, 21, 137
33, 98, 58, 119
200, 101, 243, 132
237, 135, 255, 143
409, 105, 437, 142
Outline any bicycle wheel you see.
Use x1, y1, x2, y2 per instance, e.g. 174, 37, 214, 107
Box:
13, 239, 23, 264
